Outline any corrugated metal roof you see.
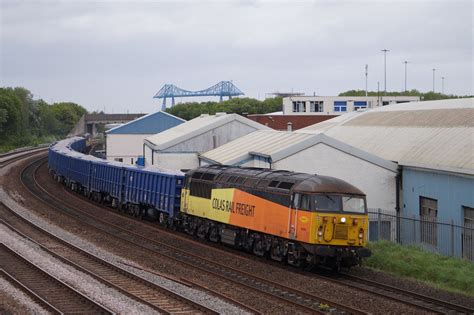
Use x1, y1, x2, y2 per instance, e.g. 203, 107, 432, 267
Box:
299, 98, 474, 174
201, 130, 398, 171
144, 113, 270, 151
201, 130, 313, 165
106, 111, 185, 135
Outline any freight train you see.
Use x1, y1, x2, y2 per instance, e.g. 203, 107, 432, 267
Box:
48, 137, 371, 270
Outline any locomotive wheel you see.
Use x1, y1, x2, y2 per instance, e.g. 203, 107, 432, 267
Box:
252, 237, 266, 257
208, 225, 220, 243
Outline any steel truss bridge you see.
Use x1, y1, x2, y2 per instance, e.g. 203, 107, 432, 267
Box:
153, 81, 244, 110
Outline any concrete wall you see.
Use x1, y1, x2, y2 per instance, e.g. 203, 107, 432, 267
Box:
154, 153, 199, 171
282, 96, 420, 115
106, 134, 151, 165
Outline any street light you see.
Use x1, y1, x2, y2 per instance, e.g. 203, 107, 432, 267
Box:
381, 49, 390, 96
442, 76, 446, 94
432, 68, 436, 92
403, 61, 410, 92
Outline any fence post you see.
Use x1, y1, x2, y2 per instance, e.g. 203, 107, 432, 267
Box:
377, 208, 381, 241
451, 220, 455, 257
413, 214, 416, 244
396, 211, 400, 244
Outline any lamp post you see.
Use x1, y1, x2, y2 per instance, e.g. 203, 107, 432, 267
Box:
365, 64, 368, 97
442, 76, 445, 94
403, 61, 409, 92
381, 49, 389, 96
432, 68, 436, 92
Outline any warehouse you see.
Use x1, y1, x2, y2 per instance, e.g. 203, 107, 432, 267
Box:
105, 111, 184, 165
144, 113, 270, 170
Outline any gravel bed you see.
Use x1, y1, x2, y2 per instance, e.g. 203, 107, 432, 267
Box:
0, 276, 49, 315
0, 187, 250, 315
0, 221, 159, 314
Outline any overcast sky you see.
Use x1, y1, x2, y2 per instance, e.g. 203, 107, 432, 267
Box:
1, 0, 472, 113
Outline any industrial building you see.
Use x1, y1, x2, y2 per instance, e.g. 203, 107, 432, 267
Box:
282, 95, 420, 115
144, 113, 270, 170
105, 111, 185, 165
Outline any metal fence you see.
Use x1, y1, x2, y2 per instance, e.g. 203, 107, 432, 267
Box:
368, 209, 474, 262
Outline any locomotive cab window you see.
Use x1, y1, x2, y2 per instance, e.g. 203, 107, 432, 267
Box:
342, 196, 366, 213
313, 195, 341, 212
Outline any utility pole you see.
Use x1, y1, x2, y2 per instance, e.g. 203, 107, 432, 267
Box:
442, 76, 445, 94
365, 64, 368, 97
381, 49, 389, 96
403, 61, 409, 92
377, 81, 380, 107
432, 68, 436, 92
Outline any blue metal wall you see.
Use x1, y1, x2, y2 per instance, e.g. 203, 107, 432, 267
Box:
402, 167, 474, 224
401, 167, 474, 257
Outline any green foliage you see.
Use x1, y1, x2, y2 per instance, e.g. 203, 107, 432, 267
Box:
338, 89, 473, 100
0, 87, 87, 153
365, 241, 474, 296
165, 97, 282, 120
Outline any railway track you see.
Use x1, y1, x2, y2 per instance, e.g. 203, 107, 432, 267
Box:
0, 243, 113, 315
0, 202, 219, 315
336, 273, 474, 314
0, 147, 47, 169
22, 156, 367, 315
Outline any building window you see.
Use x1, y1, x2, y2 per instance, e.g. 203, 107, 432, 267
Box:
334, 101, 347, 112
463, 206, 474, 260
354, 101, 367, 110
114, 158, 123, 162
420, 197, 438, 247
383, 101, 390, 106
292, 101, 306, 112
309, 101, 324, 112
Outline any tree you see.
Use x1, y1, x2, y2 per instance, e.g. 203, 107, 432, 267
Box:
165, 97, 283, 120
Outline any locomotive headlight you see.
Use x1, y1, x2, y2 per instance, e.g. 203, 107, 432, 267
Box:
318, 231, 323, 236
340, 217, 346, 223
359, 233, 363, 238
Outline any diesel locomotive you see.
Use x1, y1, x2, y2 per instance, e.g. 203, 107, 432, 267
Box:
48, 137, 371, 270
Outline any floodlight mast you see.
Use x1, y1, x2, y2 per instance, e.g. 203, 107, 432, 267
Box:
381, 49, 389, 96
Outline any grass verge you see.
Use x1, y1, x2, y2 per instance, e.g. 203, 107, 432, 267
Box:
364, 241, 474, 296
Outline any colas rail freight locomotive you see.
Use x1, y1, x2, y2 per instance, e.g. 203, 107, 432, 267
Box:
48, 137, 371, 270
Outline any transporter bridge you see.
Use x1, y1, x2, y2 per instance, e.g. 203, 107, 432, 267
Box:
153, 81, 244, 110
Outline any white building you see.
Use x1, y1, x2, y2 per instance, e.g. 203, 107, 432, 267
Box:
105, 111, 185, 165
283, 95, 420, 115
144, 113, 270, 170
